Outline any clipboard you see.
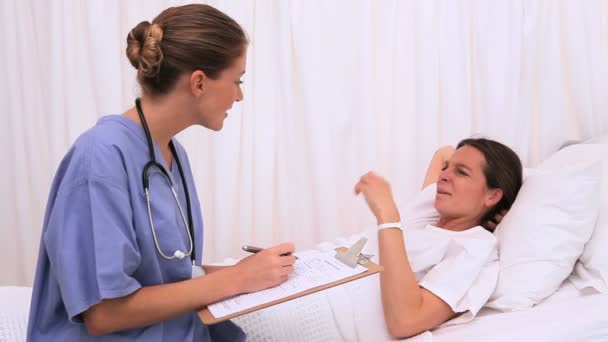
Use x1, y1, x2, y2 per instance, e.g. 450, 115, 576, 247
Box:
198, 247, 382, 325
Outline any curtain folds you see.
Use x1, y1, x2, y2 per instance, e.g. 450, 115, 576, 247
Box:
1, 0, 607, 286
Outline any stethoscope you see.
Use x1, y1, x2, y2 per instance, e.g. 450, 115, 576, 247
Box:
136, 98, 195, 263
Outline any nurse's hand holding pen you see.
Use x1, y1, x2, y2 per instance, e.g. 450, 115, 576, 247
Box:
233, 242, 297, 293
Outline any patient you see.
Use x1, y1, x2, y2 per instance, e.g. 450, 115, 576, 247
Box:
354, 138, 522, 338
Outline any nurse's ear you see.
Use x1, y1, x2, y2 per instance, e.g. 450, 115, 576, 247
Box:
189, 70, 208, 97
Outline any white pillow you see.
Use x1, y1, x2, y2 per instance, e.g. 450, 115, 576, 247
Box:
583, 133, 608, 144
549, 143, 608, 293
486, 150, 602, 311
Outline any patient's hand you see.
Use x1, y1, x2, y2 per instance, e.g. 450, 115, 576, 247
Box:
354, 171, 400, 224
234, 242, 296, 293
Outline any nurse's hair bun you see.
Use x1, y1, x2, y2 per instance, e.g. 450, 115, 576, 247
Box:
123, 5, 248, 96
126, 21, 164, 79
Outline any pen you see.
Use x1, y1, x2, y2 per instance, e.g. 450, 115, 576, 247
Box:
242, 245, 298, 259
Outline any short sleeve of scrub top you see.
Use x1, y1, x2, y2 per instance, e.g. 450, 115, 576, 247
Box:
43, 153, 142, 322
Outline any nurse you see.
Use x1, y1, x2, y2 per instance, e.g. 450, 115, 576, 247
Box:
27, 4, 295, 341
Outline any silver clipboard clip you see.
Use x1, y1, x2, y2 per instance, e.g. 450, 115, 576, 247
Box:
335, 237, 374, 268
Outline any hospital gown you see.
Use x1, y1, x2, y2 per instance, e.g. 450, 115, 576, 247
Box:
333, 183, 499, 341
402, 183, 499, 322
27, 115, 245, 341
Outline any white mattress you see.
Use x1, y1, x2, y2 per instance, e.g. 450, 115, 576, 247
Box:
0, 286, 32, 342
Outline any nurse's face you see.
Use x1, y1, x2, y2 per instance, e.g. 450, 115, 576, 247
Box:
196, 51, 246, 131
434, 145, 500, 223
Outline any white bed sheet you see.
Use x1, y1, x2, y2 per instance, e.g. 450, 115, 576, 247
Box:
430, 281, 608, 342
234, 268, 608, 342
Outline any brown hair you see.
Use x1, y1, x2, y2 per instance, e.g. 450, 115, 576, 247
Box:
126, 4, 248, 96
457, 138, 523, 232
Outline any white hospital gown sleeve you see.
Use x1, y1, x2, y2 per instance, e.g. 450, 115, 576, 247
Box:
44, 176, 142, 322
401, 183, 440, 230
418, 236, 498, 323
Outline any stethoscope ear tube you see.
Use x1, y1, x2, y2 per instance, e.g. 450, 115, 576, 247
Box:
135, 97, 195, 263
142, 161, 172, 190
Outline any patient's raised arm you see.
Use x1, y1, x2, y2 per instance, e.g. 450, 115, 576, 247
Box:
422, 146, 455, 189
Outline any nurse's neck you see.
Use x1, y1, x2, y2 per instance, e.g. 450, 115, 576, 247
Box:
123, 93, 194, 150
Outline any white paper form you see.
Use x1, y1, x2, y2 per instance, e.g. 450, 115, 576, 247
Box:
208, 250, 367, 318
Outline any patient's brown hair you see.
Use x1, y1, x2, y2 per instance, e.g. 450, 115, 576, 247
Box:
457, 138, 523, 232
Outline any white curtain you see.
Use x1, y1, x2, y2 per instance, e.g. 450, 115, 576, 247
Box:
1, 0, 607, 286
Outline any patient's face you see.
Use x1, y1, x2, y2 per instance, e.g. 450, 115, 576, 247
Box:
434, 145, 495, 223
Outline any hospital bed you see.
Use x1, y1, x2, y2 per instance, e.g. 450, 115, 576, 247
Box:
231, 136, 608, 342
2, 136, 607, 341
231, 278, 608, 341
2, 270, 606, 341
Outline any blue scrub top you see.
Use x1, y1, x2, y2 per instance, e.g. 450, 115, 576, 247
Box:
27, 115, 245, 341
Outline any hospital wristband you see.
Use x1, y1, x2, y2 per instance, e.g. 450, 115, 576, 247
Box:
377, 222, 402, 231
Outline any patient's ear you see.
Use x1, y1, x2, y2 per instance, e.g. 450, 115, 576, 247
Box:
484, 189, 503, 208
